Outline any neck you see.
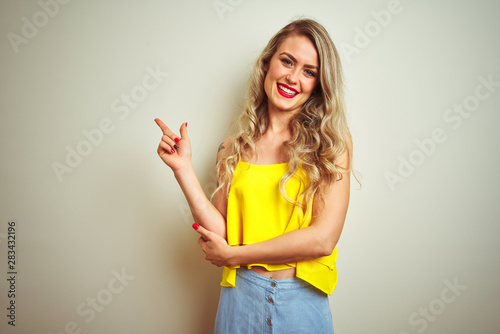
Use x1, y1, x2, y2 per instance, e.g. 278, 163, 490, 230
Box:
265, 108, 296, 139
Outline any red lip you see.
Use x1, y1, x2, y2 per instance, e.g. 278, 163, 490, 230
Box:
276, 83, 298, 98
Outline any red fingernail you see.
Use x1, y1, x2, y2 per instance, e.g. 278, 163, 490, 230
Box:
192, 223, 199, 230
174, 137, 180, 143
170, 149, 175, 153
185, 122, 188, 127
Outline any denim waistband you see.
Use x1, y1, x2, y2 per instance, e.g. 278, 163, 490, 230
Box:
236, 266, 312, 291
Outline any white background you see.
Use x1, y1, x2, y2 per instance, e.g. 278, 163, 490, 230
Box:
1, 0, 499, 333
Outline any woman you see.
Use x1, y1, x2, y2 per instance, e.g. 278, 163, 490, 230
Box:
155, 18, 353, 333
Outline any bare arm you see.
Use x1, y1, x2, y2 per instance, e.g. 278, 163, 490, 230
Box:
194, 143, 351, 267
154, 118, 227, 238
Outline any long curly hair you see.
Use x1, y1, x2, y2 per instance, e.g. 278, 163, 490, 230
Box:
214, 18, 353, 216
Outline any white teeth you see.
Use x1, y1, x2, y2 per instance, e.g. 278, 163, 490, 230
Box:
278, 84, 297, 95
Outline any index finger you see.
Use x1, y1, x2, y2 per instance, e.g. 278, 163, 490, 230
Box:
154, 118, 174, 136
193, 223, 208, 241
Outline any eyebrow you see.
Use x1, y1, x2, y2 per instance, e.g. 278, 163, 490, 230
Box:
279, 52, 318, 70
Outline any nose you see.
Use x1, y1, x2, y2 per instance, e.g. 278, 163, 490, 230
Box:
286, 69, 299, 85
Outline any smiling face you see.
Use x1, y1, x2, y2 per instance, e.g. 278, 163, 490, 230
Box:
263, 34, 319, 116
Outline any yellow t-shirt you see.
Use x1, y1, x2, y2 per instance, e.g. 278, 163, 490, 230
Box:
220, 160, 338, 295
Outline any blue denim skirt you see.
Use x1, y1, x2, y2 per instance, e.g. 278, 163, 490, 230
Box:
213, 267, 334, 334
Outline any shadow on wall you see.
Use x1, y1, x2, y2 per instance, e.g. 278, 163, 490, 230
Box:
94, 144, 222, 332
174, 168, 223, 333
171, 229, 221, 333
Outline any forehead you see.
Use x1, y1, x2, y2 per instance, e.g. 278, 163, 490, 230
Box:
275, 34, 319, 66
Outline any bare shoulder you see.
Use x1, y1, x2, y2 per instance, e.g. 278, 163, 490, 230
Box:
335, 133, 353, 170
216, 136, 234, 162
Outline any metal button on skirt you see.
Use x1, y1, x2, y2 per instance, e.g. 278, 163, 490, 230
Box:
213, 266, 334, 334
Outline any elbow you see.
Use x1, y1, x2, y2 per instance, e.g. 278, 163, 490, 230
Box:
314, 235, 337, 258
319, 244, 336, 258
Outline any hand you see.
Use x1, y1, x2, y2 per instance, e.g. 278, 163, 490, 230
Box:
154, 118, 191, 171
193, 224, 232, 267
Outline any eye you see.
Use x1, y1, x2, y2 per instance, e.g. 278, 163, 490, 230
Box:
281, 58, 293, 66
305, 69, 316, 77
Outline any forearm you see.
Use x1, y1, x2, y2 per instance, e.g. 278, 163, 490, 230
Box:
174, 164, 226, 238
227, 225, 336, 266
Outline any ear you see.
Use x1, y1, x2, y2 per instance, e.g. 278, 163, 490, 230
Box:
263, 61, 269, 72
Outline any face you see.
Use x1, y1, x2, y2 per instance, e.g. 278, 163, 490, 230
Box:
263, 34, 319, 116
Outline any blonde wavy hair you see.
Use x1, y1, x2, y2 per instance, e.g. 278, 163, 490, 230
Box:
214, 18, 353, 216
